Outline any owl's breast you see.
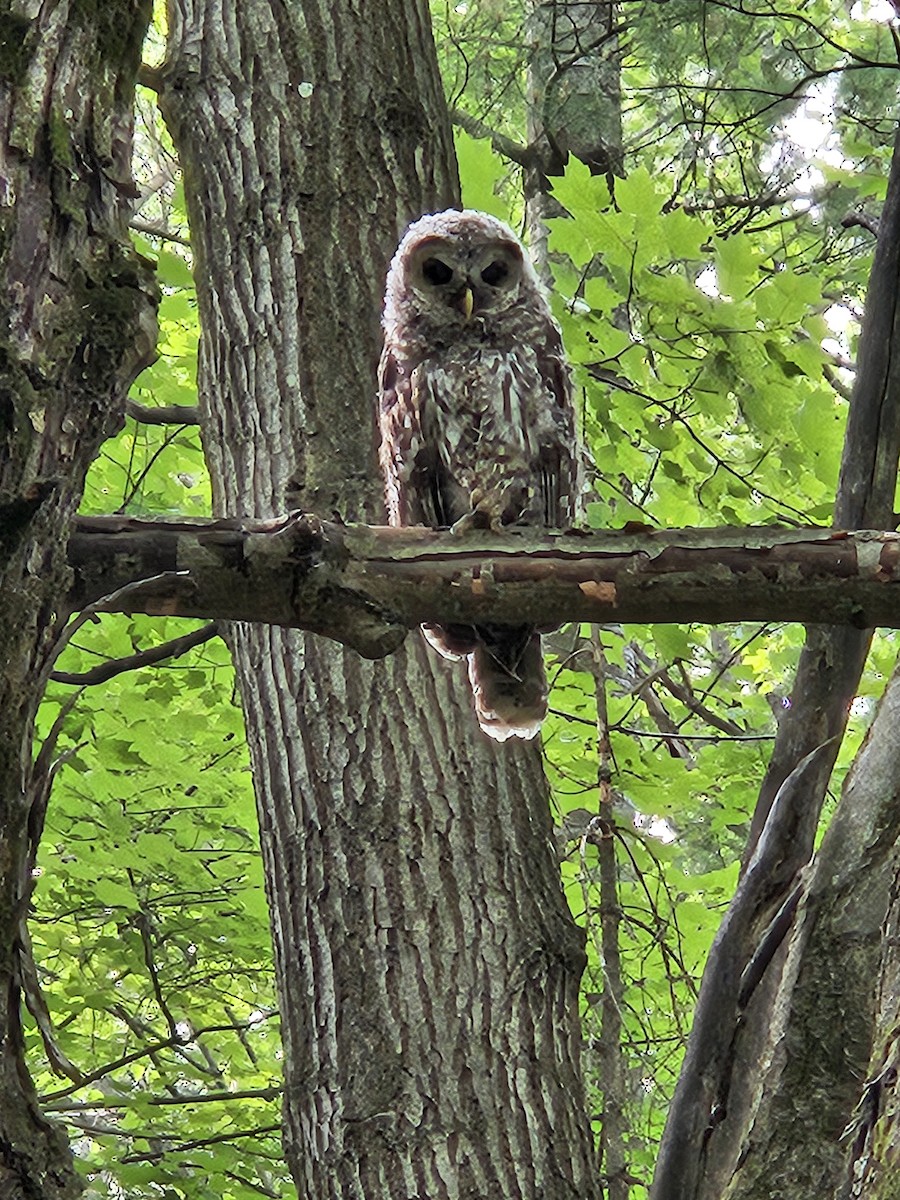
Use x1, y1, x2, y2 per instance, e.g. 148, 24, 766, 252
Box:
407, 346, 561, 526
415, 347, 550, 454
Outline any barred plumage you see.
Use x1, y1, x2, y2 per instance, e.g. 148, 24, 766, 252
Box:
378, 210, 578, 741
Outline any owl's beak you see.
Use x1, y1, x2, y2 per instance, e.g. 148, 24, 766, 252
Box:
459, 285, 475, 321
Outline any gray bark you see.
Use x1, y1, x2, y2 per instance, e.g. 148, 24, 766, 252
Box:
524, 0, 622, 277
0, 0, 157, 1195
159, 1, 600, 1197
842, 822, 900, 1199
525, 0, 622, 178
724, 661, 900, 1199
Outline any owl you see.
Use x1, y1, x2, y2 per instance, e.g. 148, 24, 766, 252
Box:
378, 209, 579, 742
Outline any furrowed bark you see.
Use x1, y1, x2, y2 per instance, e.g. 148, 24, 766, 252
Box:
722, 658, 900, 1196
159, 1, 600, 1196
0, 1, 157, 1194
843, 795, 900, 1198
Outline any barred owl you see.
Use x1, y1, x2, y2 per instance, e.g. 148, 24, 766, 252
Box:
378, 209, 578, 742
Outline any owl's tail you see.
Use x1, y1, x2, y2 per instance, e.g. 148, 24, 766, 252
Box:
467, 626, 548, 742
421, 622, 549, 741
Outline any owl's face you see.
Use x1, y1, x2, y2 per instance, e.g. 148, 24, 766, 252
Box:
405, 232, 524, 322
385, 210, 540, 335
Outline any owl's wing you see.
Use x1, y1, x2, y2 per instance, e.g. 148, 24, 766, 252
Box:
536, 322, 580, 528
378, 345, 445, 527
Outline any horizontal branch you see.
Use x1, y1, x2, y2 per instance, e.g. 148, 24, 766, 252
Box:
45, 1086, 281, 1112
125, 398, 201, 425
65, 514, 900, 656
450, 108, 537, 170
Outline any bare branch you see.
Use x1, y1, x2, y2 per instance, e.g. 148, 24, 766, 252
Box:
40, 1020, 274, 1104
51, 622, 219, 686
122, 1123, 281, 1164
17, 927, 83, 1083
841, 210, 881, 238
450, 107, 538, 169
45, 1086, 281, 1111
129, 218, 191, 247
67, 514, 900, 652
125, 398, 200, 424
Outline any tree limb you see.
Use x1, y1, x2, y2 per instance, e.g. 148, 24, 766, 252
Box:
51, 622, 219, 685
450, 107, 538, 169
121, 1123, 282, 1164
67, 514, 900, 656
125, 398, 200, 425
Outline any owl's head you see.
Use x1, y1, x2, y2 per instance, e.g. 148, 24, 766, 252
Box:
383, 209, 543, 335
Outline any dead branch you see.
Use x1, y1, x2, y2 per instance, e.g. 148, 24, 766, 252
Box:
66, 514, 900, 657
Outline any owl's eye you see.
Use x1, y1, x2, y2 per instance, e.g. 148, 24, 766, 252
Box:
480, 260, 509, 287
421, 257, 454, 286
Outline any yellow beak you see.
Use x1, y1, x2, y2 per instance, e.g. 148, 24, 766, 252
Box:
461, 285, 474, 321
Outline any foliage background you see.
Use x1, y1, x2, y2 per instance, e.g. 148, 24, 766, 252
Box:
30, 2, 900, 1196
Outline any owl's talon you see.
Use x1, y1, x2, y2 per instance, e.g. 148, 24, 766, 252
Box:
450, 512, 477, 536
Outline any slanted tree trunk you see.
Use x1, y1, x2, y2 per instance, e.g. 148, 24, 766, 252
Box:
0, 1, 157, 1194
159, 1, 601, 1196
720, 657, 900, 1200
654, 127, 900, 1200
843, 820, 900, 1199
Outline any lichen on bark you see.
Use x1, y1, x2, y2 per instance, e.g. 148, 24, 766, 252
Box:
0, 1, 158, 1194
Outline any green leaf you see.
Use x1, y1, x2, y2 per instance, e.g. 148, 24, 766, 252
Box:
455, 131, 509, 219
94, 879, 135, 909
650, 624, 695, 661
715, 235, 758, 299
614, 165, 664, 217
156, 248, 195, 289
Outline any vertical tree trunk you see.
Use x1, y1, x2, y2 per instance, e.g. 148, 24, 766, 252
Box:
0, 1, 157, 1194
160, 2, 601, 1196
524, 0, 621, 275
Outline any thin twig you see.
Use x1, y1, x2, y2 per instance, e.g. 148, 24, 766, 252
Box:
126, 398, 200, 425
51, 623, 220, 686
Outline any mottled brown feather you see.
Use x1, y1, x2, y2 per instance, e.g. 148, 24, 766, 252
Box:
378, 209, 579, 741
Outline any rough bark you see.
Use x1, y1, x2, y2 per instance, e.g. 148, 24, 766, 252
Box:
524, 0, 621, 276
525, 0, 622, 179
719, 661, 900, 1196
0, 0, 157, 1195
159, 2, 600, 1197
842, 832, 900, 1199
652, 126, 900, 1200
66, 515, 900, 637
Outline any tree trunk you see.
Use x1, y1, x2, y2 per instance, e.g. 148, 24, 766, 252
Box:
842, 824, 900, 1199
654, 125, 900, 1200
720, 659, 900, 1199
0, 1, 157, 1195
524, 0, 622, 276
159, 2, 601, 1196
